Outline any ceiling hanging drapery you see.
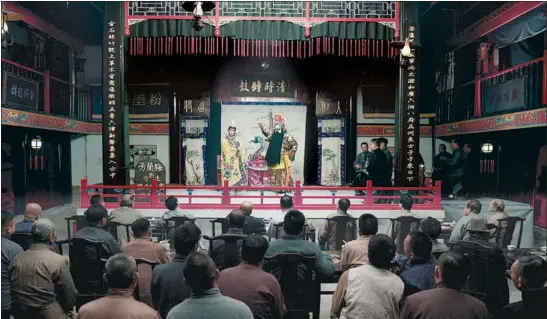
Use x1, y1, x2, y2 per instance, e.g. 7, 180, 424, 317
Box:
127, 36, 398, 59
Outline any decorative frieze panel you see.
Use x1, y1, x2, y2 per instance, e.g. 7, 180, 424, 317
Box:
219, 1, 306, 18
128, 1, 198, 17
310, 1, 396, 19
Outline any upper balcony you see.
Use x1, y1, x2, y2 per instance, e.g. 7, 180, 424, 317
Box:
2, 58, 91, 122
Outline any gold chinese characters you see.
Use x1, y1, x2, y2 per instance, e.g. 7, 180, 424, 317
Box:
107, 20, 117, 180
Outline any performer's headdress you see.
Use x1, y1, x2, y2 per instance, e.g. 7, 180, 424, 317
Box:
273, 114, 286, 127
228, 119, 237, 130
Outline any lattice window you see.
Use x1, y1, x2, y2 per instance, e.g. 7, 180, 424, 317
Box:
310, 1, 396, 19
219, 1, 305, 18
129, 1, 210, 17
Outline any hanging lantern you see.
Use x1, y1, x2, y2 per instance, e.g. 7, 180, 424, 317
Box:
31, 137, 43, 150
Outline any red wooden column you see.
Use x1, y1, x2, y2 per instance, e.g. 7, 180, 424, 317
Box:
43, 70, 51, 113
474, 75, 482, 117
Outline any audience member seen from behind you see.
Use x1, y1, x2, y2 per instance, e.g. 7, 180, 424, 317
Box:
449, 199, 488, 242
89, 194, 105, 207
319, 198, 356, 251
219, 234, 287, 319
240, 201, 266, 235
400, 251, 488, 319
14, 203, 42, 233
162, 196, 195, 239
9, 218, 77, 319
121, 218, 170, 306
109, 194, 144, 244
167, 252, 254, 319
389, 194, 419, 242
341, 213, 378, 271
501, 255, 547, 319
1, 210, 23, 318
331, 234, 404, 319
265, 210, 335, 276
487, 199, 509, 242
458, 215, 509, 315
151, 223, 202, 318
210, 209, 247, 271
396, 231, 437, 291
74, 204, 121, 258
77, 253, 161, 319
420, 217, 449, 255
267, 195, 294, 238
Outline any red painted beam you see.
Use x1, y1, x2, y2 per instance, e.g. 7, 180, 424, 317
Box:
448, 1, 545, 49
4, 2, 85, 52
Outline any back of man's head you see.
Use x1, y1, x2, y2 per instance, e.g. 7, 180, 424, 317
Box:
1, 210, 16, 235
85, 205, 109, 226
280, 195, 293, 210
359, 214, 378, 236
173, 223, 202, 256
120, 194, 135, 208
105, 253, 137, 289
241, 234, 269, 265
32, 218, 56, 243
437, 252, 470, 290
131, 218, 151, 238
406, 231, 432, 260
228, 209, 246, 228
517, 255, 547, 289
368, 234, 396, 270
240, 201, 253, 215
400, 194, 413, 211
338, 198, 351, 211
89, 194, 104, 206
420, 217, 442, 240
184, 252, 218, 295
283, 210, 305, 235
165, 196, 179, 211
24, 203, 42, 221
466, 199, 482, 214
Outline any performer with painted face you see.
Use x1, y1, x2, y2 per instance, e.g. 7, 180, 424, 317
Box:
259, 114, 298, 187
221, 121, 248, 186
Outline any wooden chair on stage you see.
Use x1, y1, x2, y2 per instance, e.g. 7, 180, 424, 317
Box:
263, 253, 320, 319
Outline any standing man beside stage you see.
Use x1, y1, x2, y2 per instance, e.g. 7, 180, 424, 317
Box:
350, 142, 372, 191
379, 138, 393, 186
446, 138, 465, 199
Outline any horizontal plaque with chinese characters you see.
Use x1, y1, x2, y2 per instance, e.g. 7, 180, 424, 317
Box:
2, 72, 39, 110
129, 91, 170, 115
316, 93, 345, 116
180, 94, 211, 117
483, 77, 525, 115
231, 77, 295, 98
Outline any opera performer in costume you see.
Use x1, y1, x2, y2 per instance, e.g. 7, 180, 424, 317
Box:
259, 114, 298, 188
221, 121, 248, 186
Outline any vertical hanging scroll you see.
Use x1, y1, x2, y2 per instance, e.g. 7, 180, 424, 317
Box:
103, 2, 128, 186
402, 25, 420, 186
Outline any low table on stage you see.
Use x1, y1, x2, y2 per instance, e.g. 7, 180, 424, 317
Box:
442, 197, 535, 248
247, 160, 269, 187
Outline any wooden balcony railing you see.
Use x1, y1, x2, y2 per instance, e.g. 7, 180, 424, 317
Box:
1, 58, 91, 121
437, 54, 546, 123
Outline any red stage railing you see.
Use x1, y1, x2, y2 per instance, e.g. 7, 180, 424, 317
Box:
80, 179, 442, 211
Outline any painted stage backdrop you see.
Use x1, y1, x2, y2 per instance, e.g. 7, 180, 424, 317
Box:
221, 104, 306, 187
317, 117, 345, 186
182, 117, 208, 185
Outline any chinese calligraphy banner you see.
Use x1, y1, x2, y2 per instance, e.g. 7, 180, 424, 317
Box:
231, 77, 295, 98
102, 2, 127, 186
2, 71, 39, 110
482, 77, 525, 115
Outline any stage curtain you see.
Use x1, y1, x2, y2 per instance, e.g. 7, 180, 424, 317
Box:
129, 20, 394, 41
489, 7, 546, 48
207, 101, 222, 185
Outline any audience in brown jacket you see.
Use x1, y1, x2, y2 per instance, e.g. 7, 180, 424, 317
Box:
122, 218, 170, 306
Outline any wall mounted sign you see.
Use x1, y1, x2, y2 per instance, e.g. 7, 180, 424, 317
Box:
2, 72, 39, 110
316, 93, 345, 116
134, 158, 167, 189
129, 91, 170, 115
180, 93, 211, 117
231, 77, 295, 98
482, 77, 525, 115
